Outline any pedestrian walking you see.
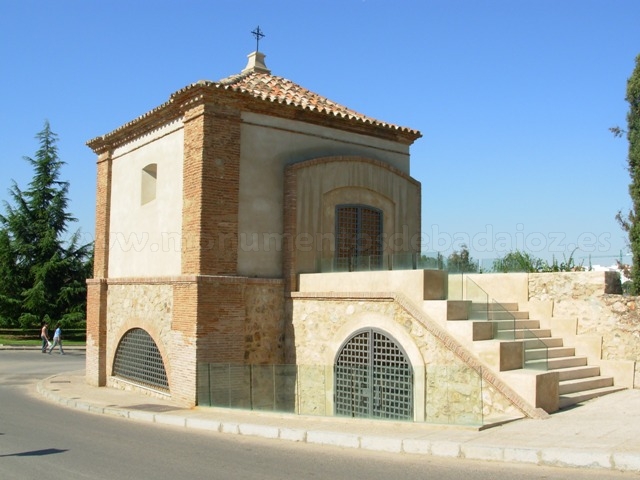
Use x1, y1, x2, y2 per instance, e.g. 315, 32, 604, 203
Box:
48, 324, 65, 355
40, 322, 51, 353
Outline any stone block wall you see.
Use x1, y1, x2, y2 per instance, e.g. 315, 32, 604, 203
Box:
106, 282, 174, 361
290, 294, 523, 423
192, 276, 285, 365
105, 280, 176, 399
243, 279, 286, 364
528, 271, 639, 387
101, 276, 286, 407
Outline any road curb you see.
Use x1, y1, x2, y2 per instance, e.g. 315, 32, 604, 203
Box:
35, 375, 640, 473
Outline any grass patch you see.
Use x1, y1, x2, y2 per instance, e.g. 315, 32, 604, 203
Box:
0, 335, 85, 346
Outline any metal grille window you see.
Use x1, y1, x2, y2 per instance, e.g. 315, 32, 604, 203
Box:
113, 328, 169, 391
334, 329, 413, 420
335, 205, 382, 271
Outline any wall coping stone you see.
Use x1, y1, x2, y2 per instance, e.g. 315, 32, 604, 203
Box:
88, 275, 284, 286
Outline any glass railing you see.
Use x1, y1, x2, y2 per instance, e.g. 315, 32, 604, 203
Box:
391, 252, 416, 270
196, 363, 300, 412
522, 328, 549, 371
197, 363, 486, 427
315, 252, 629, 275
417, 253, 445, 270
320, 255, 389, 272
466, 276, 489, 320
447, 272, 463, 301
449, 275, 549, 371
482, 253, 630, 274
454, 276, 517, 341
317, 252, 447, 273
488, 300, 516, 340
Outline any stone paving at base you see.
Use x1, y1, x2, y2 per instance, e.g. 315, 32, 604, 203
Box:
35, 369, 640, 474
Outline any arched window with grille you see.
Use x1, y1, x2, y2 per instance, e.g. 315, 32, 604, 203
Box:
113, 328, 168, 392
335, 205, 383, 271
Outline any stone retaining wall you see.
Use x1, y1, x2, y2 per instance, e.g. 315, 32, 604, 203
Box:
528, 271, 639, 387
291, 296, 522, 423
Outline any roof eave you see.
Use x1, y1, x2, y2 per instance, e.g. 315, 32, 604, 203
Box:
86, 79, 422, 153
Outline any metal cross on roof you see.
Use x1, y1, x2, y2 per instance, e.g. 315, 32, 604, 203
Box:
251, 26, 265, 52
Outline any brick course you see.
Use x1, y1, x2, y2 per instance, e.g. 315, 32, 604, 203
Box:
86, 279, 107, 386
182, 101, 241, 275
92, 152, 112, 278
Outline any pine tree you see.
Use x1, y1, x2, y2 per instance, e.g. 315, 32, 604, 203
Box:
0, 121, 92, 329
615, 55, 640, 294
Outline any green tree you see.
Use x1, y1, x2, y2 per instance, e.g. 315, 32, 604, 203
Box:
492, 250, 544, 273
614, 54, 640, 294
538, 250, 584, 273
492, 249, 583, 273
419, 252, 444, 269
0, 121, 92, 329
447, 244, 478, 273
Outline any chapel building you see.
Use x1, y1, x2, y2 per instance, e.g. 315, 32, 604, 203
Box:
85, 50, 425, 409
85, 48, 614, 423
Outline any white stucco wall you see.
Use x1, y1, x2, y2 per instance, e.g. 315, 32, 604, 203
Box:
109, 120, 184, 277
237, 112, 413, 277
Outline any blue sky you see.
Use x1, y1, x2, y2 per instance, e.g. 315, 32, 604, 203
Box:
1, 0, 638, 267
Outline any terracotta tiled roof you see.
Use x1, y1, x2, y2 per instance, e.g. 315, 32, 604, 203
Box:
87, 52, 421, 149
218, 71, 417, 133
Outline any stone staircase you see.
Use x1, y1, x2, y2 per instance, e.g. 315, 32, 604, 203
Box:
445, 300, 626, 412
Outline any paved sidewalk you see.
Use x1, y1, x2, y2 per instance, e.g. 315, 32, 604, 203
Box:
34, 367, 640, 474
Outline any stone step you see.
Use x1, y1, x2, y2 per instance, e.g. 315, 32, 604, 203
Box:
559, 375, 614, 395
517, 328, 552, 338
440, 298, 624, 415
526, 355, 588, 370
548, 346, 576, 358
492, 319, 540, 330
471, 302, 520, 312
555, 365, 602, 382
522, 337, 564, 348
470, 311, 529, 320
547, 356, 589, 369
495, 328, 552, 341
559, 385, 627, 409
524, 346, 575, 361
492, 311, 529, 320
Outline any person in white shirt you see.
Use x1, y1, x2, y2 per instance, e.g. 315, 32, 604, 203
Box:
48, 324, 65, 355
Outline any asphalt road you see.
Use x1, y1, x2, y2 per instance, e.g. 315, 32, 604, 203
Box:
0, 350, 636, 480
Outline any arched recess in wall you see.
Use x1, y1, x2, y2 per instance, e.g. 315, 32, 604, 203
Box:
322, 187, 395, 271
334, 328, 413, 421
112, 328, 169, 392
141, 163, 157, 205
283, 155, 420, 289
